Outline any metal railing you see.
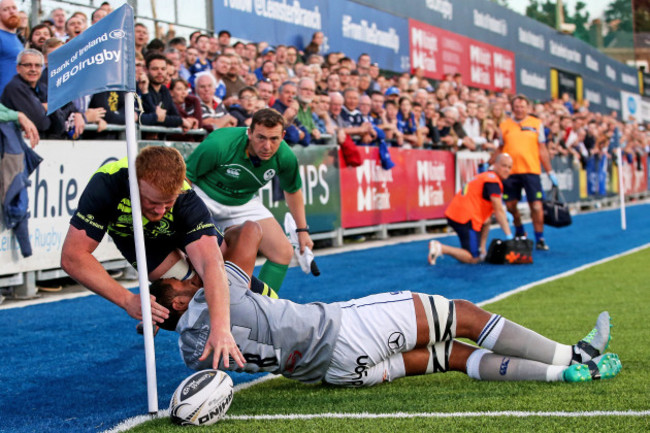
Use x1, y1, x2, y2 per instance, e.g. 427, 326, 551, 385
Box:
82, 124, 337, 145
82, 123, 209, 140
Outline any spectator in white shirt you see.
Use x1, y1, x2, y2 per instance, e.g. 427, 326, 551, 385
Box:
463, 101, 487, 149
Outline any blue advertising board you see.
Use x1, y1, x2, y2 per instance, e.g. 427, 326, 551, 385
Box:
515, 55, 550, 103
326, 0, 409, 72
213, 0, 639, 98
580, 77, 622, 116
583, 78, 607, 113
601, 83, 623, 117
214, 0, 409, 71
213, 0, 326, 51
355, 0, 639, 94
47, 4, 135, 113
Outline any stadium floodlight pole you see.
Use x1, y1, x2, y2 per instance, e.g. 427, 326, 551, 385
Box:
125, 91, 159, 414
616, 147, 627, 230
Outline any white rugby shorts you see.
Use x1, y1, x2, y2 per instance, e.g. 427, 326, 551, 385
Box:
193, 185, 273, 230
324, 291, 418, 387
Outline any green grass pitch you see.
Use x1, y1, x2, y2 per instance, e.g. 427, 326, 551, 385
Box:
127, 248, 650, 432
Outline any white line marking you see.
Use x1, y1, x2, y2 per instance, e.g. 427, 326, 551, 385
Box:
0, 291, 96, 310
102, 376, 283, 433
477, 242, 650, 307
102, 408, 650, 432
233, 373, 279, 392
102, 411, 170, 433
224, 410, 650, 420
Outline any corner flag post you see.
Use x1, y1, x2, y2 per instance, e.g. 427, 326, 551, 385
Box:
47, 4, 158, 413
125, 91, 158, 413
616, 147, 627, 231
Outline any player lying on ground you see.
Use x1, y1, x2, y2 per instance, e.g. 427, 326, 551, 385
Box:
151, 253, 621, 386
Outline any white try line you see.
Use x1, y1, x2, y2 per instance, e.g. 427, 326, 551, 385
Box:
105, 408, 650, 431
102, 375, 286, 433
224, 410, 650, 420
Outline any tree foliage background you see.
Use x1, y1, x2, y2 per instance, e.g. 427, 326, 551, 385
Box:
521, 0, 650, 48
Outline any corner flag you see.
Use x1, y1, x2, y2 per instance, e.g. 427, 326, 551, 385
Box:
47, 4, 135, 114
47, 5, 160, 414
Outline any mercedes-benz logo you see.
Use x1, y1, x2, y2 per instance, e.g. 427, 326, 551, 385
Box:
387, 332, 405, 350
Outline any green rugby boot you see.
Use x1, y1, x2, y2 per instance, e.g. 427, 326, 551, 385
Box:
572, 311, 611, 364
564, 353, 622, 382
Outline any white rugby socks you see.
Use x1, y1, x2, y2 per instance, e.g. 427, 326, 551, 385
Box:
477, 314, 573, 366
466, 349, 566, 382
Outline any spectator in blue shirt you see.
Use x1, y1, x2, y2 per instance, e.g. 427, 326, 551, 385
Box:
396, 96, 423, 148
272, 80, 309, 145
0, 0, 24, 95
311, 91, 336, 136
340, 87, 376, 144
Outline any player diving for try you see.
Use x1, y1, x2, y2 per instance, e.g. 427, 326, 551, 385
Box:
151, 252, 621, 387
61, 146, 273, 367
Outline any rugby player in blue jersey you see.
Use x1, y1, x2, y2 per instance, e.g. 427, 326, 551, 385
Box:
62, 146, 269, 368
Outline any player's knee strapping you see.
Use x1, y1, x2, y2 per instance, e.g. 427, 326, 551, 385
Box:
425, 341, 452, 374
415, 294, 457, 344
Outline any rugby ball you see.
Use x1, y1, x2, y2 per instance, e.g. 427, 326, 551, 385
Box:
169, 369, 233, 426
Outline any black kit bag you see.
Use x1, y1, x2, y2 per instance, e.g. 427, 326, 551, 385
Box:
486, 238, 534, 264
543, 185, 572, 227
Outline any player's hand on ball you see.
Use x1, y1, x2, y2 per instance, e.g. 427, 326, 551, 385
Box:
200, 328, 245, 369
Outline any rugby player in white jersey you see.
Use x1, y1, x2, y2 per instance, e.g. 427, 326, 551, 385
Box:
151, 252, 621, 386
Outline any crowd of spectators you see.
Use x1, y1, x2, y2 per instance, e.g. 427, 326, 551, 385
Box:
0, 0, 648, 165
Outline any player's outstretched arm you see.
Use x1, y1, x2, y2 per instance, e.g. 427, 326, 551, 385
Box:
61, 226, 170, 322
186, 234, 245, 369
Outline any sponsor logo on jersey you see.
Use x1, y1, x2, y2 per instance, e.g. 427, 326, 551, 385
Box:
117, 198, 132, 213
188, 222, 216, 234
226, 167, 241, 177
387, 332, 405, 351
148, 218, 172, 236
285, 350, 302, 373
243, 353, 278, 368
346, 355, 370, 386
117, 214, 132, 224
263, 169, 276, 181
75, 212, 104, 230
